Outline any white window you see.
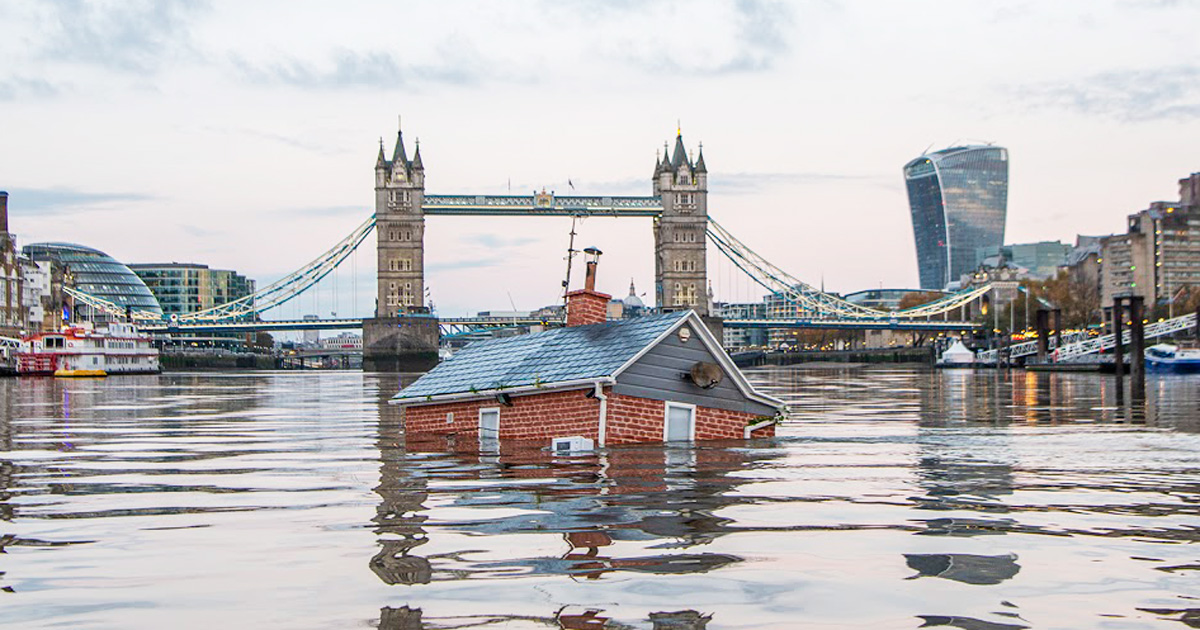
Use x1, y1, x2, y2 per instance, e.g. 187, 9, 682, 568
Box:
663, 402, 696, 442
479, 407, 500, 452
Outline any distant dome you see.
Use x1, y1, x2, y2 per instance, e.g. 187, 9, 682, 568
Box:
23, 242, 163, 316
623, 279, 645, 308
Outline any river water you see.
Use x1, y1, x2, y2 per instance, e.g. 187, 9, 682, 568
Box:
1, 367, 1199, 629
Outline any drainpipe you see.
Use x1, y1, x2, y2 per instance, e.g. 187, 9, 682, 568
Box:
593, 381, 608, 447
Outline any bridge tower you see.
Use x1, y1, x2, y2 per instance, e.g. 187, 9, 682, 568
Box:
363, 121, 438, 372
375, 124, 425, 316
654, 131, 709, 316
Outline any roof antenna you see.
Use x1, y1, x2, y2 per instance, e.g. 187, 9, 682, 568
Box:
562, 215, 581, 302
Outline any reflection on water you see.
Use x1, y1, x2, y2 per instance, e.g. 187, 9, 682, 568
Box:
1, 367, 1200, 628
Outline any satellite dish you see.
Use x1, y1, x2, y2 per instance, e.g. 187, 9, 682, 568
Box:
689, 361, 724, 389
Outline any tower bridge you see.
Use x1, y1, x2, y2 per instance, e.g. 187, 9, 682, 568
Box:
64, 121, 988, 370
365, 123, 712, 370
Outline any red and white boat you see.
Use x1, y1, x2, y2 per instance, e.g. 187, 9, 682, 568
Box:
17, 322, 160, 377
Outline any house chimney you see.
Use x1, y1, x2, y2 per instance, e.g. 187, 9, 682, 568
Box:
0, 191, 8, 233
565, 247, 611, 326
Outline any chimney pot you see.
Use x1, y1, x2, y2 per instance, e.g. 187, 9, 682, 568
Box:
565, 246, 609, 326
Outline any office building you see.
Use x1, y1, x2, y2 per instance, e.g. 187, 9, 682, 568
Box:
1100, 173, 1200, 308
904, 145, 1009, 290
129, 263, 255, 319
975, 241, 1072, 281
19, 256, 68, 333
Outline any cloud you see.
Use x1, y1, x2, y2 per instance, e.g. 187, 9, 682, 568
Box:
1118, 0, 1199, 8
36, 0, 208, 73
272, 205, 373, 219
0, 77, 59, 101
720, 0, 795, 73
1013, 65, 1200, 122
230, 43, 485, 90
462, 234, 540, 249
711, 171, 882, 194
427, 257, 505, 273
603, 0, 798, 75
3, 188, 152, 215
199, 125, 341, 155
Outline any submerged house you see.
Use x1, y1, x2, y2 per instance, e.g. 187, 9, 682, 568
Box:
390, 258, 785, 448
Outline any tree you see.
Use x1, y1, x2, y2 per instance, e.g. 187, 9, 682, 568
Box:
896, 291, 946, 311
1034, 271, 1100, 329
252, 331, 275, 352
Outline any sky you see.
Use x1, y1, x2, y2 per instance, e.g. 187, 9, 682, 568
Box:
2, 0, 1199, 318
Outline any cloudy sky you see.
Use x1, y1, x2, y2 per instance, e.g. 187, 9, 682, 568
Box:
2, 0, 1198, 317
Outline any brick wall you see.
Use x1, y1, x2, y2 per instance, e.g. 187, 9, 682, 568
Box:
403, 388, 602, 443
401, 387, 775, 446
606, 392, 773, 442
565, 289, 610, 326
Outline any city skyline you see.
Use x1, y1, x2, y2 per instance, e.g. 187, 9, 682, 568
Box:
2, 1, 1199, 316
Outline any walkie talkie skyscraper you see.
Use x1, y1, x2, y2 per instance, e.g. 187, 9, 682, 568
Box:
904, 146, 1009, 290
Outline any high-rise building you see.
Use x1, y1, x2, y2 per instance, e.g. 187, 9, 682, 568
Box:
904, 146, 1009, 290
974, 241, 1072, 281
1100, 173, 1200, 309
128, 263, 256, 319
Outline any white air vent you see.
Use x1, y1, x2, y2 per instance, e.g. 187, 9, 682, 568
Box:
551, 436, 595, 454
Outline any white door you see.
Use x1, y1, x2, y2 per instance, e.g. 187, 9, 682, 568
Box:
664, 403, 695, 442
478, 408, 500, 452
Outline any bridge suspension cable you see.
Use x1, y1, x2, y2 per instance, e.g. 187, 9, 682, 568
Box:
62, 215, 377, 324
706, 218, 991, 319
177, 214, 377, 322
63, 286, 163, 322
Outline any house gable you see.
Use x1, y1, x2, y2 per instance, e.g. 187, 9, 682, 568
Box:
612, 314, 781, 417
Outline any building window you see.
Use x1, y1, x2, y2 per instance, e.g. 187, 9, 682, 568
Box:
663, 402, 696, 442
479, 407, 500, 452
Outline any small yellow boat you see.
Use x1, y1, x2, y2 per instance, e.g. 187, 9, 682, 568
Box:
53, 369, 108, 378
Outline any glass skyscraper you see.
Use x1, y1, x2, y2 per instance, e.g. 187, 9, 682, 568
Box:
904, 146, 1009, 290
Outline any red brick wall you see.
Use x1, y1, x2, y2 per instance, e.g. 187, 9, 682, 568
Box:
606, 392, 773, 442
565, 290, 611, 326
403, 388, 602, 443
401, 387, 774, 445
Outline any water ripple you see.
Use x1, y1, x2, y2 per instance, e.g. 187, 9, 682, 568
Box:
1, 368, 1199, 628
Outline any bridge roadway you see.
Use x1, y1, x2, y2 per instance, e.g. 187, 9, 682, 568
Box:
723, 318, 979, 331
422, 194, 663, 217
139, 316, 980, 334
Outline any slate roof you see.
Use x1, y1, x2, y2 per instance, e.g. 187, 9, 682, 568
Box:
393, 310, 690, 401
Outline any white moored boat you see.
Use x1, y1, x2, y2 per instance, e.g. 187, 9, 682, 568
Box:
17, 323, 160, 377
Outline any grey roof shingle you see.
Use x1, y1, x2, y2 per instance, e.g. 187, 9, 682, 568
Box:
392, 310, 690, 401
